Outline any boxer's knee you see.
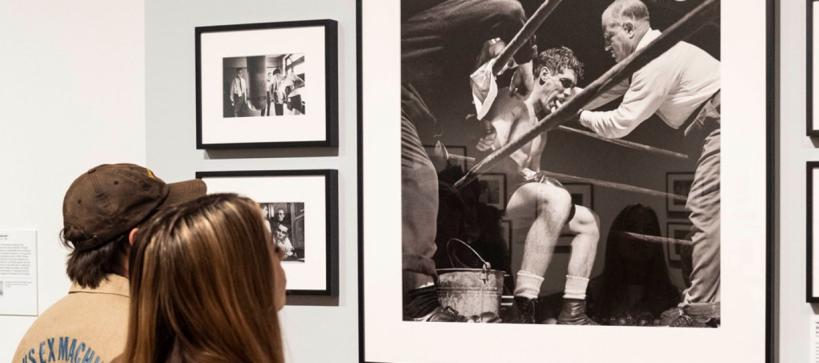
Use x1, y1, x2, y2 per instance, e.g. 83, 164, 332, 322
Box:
571, 206, 600, 241
528, 183, 572, 225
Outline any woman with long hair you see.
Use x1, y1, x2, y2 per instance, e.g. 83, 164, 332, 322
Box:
116, 193, 286, 363
589, 204, 681, 326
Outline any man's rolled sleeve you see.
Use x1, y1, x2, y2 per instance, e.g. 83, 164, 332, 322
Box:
579, 66, 671, 139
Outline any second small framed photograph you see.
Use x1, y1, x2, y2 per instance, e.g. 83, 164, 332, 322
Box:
808, 162, 819, 302
666, 172, 694, 213
477, 173, 507, 210
666, 222, 692, 268
196, 169, 338, 297
195, 20, 338, 149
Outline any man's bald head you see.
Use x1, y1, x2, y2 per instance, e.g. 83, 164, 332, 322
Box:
602, 0, 650, 27
601, 0, 651, 62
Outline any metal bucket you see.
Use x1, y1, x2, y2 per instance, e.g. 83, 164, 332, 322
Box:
437, 267, 504, 319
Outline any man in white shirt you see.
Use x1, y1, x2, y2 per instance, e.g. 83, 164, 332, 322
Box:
579, 0, 721, 327
230, 68, 248, 117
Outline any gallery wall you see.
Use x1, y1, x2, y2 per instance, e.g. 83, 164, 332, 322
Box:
143, 0, 358, 362
779, 0, 816, 361
0, 1, 146, 362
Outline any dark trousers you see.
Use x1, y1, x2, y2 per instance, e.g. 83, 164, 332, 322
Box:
233, 94, 245, 117
402, 84, 439, 289
681, 92, 721, 318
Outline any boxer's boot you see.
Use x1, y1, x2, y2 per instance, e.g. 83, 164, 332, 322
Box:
557, 298, 597, 325
508, 296, 537, 324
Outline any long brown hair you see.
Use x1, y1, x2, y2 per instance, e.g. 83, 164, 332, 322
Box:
122, 193, 285, 363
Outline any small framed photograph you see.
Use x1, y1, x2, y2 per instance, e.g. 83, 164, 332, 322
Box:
195, 20, 338, 149
666, 222, 692, 268
477, 173, 506, 210
423, 144, 470, 172
808, 162, 819, 301
563, 183, 594, 210
666, 172, 694, 213
809, 0, 819, 136
196, 169, 338, 296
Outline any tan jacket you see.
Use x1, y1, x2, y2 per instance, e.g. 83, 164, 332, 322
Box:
13, 274, 130, 363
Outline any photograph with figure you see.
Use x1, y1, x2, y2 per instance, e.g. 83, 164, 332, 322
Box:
260, 202, 306, 262
399, 0, 720, 328
223, 53, 306, 118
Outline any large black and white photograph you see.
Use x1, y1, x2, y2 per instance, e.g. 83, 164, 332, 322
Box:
197, 170, 338, 296
361, 0, 772, 361
196, 20, 337, 149
399, 0, 720, 328
260, 202, 306, 262
223, 54, 306, 118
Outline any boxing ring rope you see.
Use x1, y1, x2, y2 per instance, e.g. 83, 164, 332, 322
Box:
492, 0, 565, 75
618, 231, 693, 246
554, 125, 689, 160
537, 169, 687, 202
454, 0, 719, 191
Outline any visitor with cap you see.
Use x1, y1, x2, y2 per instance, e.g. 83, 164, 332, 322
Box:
12, 163, 206, 363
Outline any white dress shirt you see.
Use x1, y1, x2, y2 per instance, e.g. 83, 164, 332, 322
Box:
230, 76, 247, 99
579, 29, 720, 139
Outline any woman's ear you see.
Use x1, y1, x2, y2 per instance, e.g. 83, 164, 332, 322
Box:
128, 228, 139, 246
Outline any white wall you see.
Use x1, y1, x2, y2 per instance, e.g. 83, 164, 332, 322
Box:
0, 1, 145, 362
144, 0, 358, 362
779, 0, 816, 361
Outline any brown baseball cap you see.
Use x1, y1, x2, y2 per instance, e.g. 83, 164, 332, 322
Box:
62, 163, 206, 252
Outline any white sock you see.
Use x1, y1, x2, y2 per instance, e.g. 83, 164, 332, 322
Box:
514, 271, 544, 299
563, 275, 590, 300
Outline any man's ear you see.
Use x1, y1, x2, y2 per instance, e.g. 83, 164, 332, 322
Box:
623, 21, 635, 37
538, 68, 551, 84
128, 228, 139, 246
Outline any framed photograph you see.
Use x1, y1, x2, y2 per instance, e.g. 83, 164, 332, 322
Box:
477, 173, 507, 210
423, 144, 470, 172
666, 222, 692, 268
359, 0, 773, 362
197, 170, 338, 296
666, 172, 694, 213
564, 183, 593, 210
195, 20, 338, 149
809, 0, 819, 136
808, 162, 819, 301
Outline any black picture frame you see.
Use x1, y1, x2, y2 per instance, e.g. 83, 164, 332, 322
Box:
809, 0, 818, 136
195, 20, 338, 149
666, 172, 694, 216
666, 222, 692, 269
196, 169, 338, 297
358, 0, 776, 362
808, 162, 819, 302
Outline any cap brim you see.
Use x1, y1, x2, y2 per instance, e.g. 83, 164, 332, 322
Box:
159, 179, 207, 209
